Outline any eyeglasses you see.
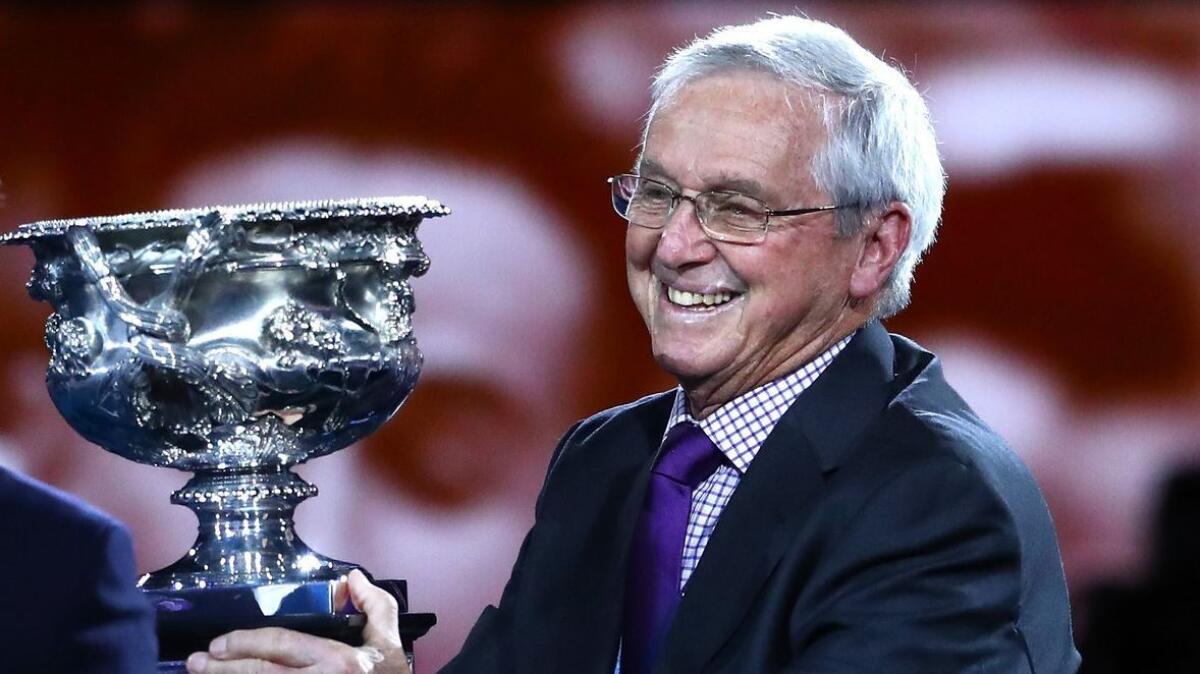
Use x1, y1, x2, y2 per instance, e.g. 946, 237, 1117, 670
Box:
608, 173, 849, 245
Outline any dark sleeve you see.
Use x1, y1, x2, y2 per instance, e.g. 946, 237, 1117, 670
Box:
785, 459, 1047, 674
440, 421, 583, 674
69, 520, 159, 673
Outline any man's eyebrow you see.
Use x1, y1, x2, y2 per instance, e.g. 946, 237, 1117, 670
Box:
636, 160, 766, 197
635, 158, 670, 180
708, 174, 765, 198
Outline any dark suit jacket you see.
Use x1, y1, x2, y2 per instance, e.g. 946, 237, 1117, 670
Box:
0, 466, 157, 673
443, 322, 1081, 673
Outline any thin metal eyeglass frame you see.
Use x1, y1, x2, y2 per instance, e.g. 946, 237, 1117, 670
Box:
607, 173, 850, 244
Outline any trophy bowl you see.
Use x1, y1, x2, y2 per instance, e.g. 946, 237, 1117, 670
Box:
1, 196, 447, 664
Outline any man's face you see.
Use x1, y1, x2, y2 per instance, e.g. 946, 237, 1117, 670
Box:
626, 72, 864, 400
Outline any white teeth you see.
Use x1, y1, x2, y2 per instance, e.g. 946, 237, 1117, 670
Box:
666, 286, 734, 308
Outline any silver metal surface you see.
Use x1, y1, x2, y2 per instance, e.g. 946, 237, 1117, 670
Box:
3, 196, 448, 591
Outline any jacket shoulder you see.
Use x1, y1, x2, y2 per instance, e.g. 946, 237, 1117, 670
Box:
535, 390, 674, 507
883, 340, 1038, 504
565, 389, 676, 447
875, 336, 1078, 670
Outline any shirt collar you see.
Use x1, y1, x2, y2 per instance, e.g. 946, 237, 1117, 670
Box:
664, 333, 854, 473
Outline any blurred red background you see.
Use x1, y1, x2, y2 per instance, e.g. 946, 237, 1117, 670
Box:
0, 3, 1196, 669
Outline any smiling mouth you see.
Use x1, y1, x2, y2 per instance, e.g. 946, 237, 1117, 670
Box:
664, 285, 739, 309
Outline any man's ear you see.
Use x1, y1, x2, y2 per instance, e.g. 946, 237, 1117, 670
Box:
849, 201, 912, 301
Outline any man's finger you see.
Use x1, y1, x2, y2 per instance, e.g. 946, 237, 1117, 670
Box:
185, 652, 292, 674
333, 575, 351, 612
208, 627, 347, 666
347, 569, 402, 648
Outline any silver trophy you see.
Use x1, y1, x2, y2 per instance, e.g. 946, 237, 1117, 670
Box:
1, 196, 447, 667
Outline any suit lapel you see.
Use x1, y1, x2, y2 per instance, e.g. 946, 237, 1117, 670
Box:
526, 392, 675, 674
657, 409, 825, 674
657, 322, 897, 673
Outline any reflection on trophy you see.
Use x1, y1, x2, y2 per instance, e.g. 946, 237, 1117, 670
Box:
1, 197, 447, 669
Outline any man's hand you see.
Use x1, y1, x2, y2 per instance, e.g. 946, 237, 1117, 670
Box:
185, 570, 412, 674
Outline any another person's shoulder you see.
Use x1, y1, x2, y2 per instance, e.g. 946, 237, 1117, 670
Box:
0, 465, 130, 550
0, 465, 117, 526
0, 468, 158, 671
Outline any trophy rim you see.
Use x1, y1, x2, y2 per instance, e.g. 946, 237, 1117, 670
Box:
0, 195, 451, 245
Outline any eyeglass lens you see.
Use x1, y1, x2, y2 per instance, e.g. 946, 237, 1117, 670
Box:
612, 175, 767, 242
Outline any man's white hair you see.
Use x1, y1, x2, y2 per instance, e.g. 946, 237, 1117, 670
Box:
646, 15, 946, 318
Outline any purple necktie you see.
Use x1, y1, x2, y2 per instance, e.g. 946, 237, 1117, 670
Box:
621, 421, 727, 674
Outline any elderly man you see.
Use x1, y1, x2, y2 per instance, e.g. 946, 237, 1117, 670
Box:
189, 15, 1080, 674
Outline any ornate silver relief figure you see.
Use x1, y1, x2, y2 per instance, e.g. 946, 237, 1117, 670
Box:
2, 196, 446, 667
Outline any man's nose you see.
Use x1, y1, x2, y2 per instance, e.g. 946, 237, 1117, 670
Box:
655, 198, 715, 267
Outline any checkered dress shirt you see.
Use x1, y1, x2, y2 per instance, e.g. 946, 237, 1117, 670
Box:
665, 334, 852, 589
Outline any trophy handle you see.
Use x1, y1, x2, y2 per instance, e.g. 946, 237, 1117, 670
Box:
66, 222, 258, 425
155, 210, 240, 311
65, 225, 191, 341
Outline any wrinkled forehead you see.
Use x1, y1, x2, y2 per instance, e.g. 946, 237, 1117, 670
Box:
642, 68, 832, 145
636, 71, 832, 198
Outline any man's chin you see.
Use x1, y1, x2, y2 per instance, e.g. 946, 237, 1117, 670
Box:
652, 350, 725, 390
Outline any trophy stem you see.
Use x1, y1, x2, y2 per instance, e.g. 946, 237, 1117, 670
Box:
139, 467, 352, 591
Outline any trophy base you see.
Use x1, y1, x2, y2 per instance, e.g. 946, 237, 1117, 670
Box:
150, 578, 435, 671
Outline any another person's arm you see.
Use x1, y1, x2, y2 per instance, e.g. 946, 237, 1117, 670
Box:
72, 519, 159, 673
